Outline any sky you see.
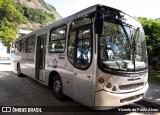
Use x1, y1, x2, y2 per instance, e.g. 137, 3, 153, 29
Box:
44, 0, 160, 19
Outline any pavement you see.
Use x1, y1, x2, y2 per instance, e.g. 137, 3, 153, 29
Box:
144, 81, 160, 106
0, 60, 160, 107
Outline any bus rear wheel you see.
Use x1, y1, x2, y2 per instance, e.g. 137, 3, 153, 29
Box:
51, 74, 65, 100
17, 64, 22, 77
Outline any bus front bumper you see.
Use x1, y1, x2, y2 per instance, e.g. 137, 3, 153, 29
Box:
94, 83, 149, 110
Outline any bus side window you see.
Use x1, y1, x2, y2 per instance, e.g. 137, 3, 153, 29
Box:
15, 41, 20, 53
20, 39, 27, 53
49, 25, 66, 53
68, 31, 76, 64
76, 28, 91, 69
27, 35, 35, 53
68, 17, 92, 69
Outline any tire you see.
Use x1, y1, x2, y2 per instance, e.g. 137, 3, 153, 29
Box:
51, 74, 65, 100
17, 64, 22, 77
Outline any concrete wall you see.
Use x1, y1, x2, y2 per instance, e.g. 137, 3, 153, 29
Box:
0, 41, 10, 60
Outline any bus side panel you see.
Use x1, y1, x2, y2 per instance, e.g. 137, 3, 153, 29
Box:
20, 53, 35, 78
46, 53, 74, 98
61, 57, 74, 98
26, 53, 35, 79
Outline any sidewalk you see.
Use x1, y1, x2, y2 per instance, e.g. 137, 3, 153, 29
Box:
144, 81, 160, 105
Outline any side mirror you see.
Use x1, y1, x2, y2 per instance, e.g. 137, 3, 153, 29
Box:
95, 12, 103, 35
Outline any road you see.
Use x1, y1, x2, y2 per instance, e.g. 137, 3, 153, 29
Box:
0, 63, 159, 115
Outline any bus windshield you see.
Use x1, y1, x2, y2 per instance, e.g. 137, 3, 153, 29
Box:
99, 11, 148, 72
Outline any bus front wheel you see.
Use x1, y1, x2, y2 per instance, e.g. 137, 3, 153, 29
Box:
51, 74, 65, 100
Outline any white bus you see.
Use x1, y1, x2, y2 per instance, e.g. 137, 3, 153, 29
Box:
11, 4, 148, 110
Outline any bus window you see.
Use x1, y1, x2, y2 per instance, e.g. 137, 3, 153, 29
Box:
49, 25, 66, 53
27, 35, 35, 53
76, 28, 91, 69
68, 17, 92, 69
72, 18, 92, 29
68, 31, 76, 64
15, 41, 20, 53
20, 39, 27, 53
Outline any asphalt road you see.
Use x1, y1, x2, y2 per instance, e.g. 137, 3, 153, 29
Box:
0, 63, 159, 115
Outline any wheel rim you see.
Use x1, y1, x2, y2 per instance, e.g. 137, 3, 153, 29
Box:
53, 80, 61, 93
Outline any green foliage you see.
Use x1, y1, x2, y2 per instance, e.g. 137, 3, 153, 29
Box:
138, 17, 160, 65
0, 26, 16, 46
0, 0, 24, 46
15, 3, 55, 25
0, 0, 24, 25
39, 0, 56, 11
149, 70, 160, 83
0, 0, 56, 47
23, 26, 34, 31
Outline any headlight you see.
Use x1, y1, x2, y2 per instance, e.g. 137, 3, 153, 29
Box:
106, 82, 112, 88
105, 81, 118, 92
112, 86, 117, 91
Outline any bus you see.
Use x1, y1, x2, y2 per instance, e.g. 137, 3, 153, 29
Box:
11, 4, 148, 110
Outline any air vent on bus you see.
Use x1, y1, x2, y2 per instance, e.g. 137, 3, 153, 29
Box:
120, 94, 143, 103
119, 83, 144, 90
127, 78, 140, 81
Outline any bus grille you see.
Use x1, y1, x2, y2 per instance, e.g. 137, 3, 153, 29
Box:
119, 83, 144, 90
120, 94, 143, 103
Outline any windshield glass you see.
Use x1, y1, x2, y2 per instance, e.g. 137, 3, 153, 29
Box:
99, 12, 148, 72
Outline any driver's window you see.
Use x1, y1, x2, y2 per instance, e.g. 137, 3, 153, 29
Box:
68, 17, 92, 70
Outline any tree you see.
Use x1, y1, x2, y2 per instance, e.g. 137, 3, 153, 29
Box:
0, 0, 24, 47
0, 25, 16, 46
138, 17, 160, 66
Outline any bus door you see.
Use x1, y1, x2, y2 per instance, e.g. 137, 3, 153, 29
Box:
35, 34, 47, 82
73, 26, 93, 106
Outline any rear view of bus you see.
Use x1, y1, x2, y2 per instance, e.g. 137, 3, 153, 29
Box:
94, 5, 148, 109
